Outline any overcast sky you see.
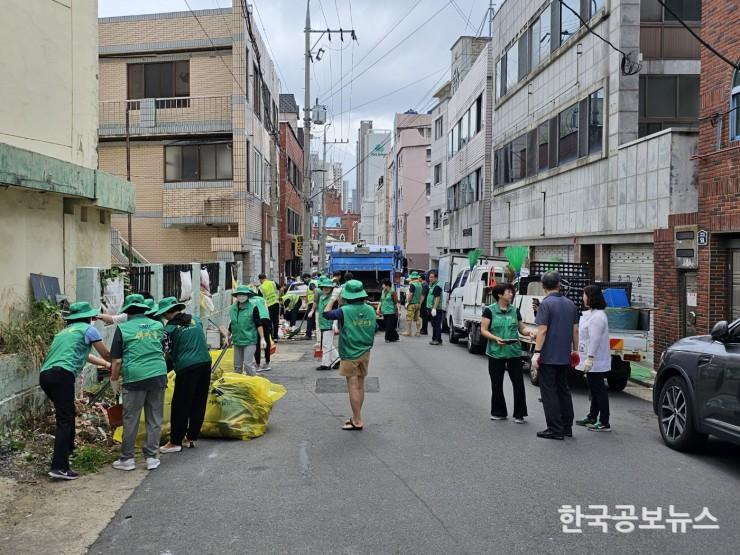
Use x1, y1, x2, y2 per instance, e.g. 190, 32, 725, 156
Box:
98, 0, 495, 190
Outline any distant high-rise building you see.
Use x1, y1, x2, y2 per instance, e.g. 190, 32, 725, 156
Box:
356, 120, 391, 241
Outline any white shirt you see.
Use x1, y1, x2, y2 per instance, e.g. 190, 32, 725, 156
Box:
576, 310, 611, 373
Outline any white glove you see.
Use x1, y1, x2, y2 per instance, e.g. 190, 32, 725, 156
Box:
110, 378, 121, 396
583, 356, 594, 374
532, 353, 541, 370
331, 287, 341, 301
308, 310, 314, 318
431, 308, 437, 317
260, 339, 267, 350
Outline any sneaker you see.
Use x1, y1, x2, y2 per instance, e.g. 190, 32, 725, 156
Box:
576, 417, 597, 427
490, 415, 507, 421
587, 422, 612, 432
48, 469, 79, 480
331, 361, 340, 370
146, 457, 161, 470
316, 365, 330, 371
112, 458, 136, 471
256, 365, 272, 373
536, 429, 564, 440
513, 417, 526, 424
159, 444, 182, 454
563, 426, 573, 437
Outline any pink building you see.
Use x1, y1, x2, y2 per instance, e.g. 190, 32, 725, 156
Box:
387, 111, 432, 269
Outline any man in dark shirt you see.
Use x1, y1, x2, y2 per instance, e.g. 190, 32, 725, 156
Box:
532, 272, 579, 440
419, 275, 430, 335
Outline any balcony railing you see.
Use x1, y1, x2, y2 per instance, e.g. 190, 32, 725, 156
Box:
99, 96, 232, 137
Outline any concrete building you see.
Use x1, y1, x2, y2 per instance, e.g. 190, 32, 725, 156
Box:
356, 121, 391, 241
389, 112, 432, 268
342, 179, 353, 212
0, 0, 134, 322
428, 82, 452, 267
98, 4, 281, 282
489, 0, 703, 361
278, 94, 304, 283
653, 0, 739, 367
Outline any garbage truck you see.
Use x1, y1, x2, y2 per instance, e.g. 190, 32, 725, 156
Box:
327, 244, 403, 310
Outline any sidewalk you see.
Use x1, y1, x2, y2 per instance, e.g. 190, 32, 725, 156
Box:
629, 362, 655, 388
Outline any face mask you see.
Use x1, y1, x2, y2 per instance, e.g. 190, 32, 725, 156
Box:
236, 295, 248, 303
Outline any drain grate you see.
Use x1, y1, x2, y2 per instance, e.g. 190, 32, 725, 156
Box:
315, 377, 379, 393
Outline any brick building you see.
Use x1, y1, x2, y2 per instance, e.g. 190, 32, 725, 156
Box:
653, 0, 739, 367
278, 94, 304, 283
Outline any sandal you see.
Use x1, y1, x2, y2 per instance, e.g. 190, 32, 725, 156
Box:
342, 418, 363, 431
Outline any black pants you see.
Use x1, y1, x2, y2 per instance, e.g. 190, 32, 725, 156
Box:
287, 306, 298, 327
268, 303, 280, 339
420, 304, 429, 334
586, 373, 610, 426
170, 362, 211, 444
488, 356, 528, 419
538, 364, 574, 434
39, 368, 76, 471
255, 320, 272, 365
384, 314, 399, 342
431, 310, 444, 342
305, 304, 315, 339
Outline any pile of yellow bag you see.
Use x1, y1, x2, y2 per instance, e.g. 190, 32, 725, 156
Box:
113, 348, 286, 444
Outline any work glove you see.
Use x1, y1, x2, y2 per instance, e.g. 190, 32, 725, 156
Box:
260, 339, 267, 350
531, 353, 541, 370
308, 310, 314, 318
110, 378, 122, 396
431, 308, 437, 317
583, 356, 594, 374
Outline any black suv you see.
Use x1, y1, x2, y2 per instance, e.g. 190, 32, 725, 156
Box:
653, 320, 740, 451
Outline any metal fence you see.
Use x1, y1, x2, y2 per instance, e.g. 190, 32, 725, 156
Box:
129, 266, 154, 295
202, 263, 220, 294
163, 264, 192, 300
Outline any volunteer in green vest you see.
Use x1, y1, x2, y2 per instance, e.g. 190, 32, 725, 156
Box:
316, 277, 339, 370
156, 297, 212, 454
39, 302, 111, 480
110, 294, 168, 472
282, 292, 301, 327
258, 273, 280, 338
378, 278, 400, 343
251, 291, 273, 372
480, 283, 529, 423
303, 273, 319, 340
323, 280, 377, 431
402, 272, 423, 337
230, 285, 265, 376
427, 270, 446, 345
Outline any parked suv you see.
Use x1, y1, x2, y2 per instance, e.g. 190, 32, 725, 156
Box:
653, 319, 740, 451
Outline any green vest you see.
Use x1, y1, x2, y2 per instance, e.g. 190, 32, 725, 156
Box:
485, 303, 521, 359
380, 288, 396, 315
283, 293, 300, 311
409, 283, 421, 304
317, 293, 333, 331
118, 315, 167, 384
164, 315, 211, 373
230, 302, 258, 346
338, 303, 377, 360
252, 296, 270, 320
40, 322, 94, 377
259, 280, 279, 306
426, 282, 446, 310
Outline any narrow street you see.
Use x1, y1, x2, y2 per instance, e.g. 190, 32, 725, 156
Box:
91, 336, 740, 555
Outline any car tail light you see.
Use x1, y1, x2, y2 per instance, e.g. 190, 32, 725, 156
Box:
624, 353, 641, 362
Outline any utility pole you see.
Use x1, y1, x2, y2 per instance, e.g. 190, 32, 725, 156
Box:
302, 0, 357, 272
125, 102, 133, 271
392, 133, 399, 247
319, 127, 349, 270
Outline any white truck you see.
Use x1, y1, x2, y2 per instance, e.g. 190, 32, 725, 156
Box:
446, 262, 509, 354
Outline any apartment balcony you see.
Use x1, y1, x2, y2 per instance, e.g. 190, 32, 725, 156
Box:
162, 186, 237, 227
99, 96, 232, 138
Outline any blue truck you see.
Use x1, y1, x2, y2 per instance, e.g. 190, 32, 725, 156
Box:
327, 244, 404, 309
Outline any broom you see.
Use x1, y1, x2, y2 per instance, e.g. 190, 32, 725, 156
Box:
504, 246, 529, 279
468, 249, 482, 270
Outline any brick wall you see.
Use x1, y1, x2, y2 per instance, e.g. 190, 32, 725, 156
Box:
278, 122, 304, 281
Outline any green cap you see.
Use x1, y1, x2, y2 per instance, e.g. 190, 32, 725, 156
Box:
121, 294, 151, 313
144, 298, 158, 316
341, 279, 368, 301
64, 301, 100, 321
408, 272, 421, 280
232, 284, 256, 297
317, 277, 335, 288
154, 296, 186, 317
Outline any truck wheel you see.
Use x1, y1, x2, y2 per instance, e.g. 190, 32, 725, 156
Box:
467, 325, 484, 354
608, 358, 631, 391
607, 376, 629, 391
529, 364, 539, 386
449, 319, 460, 344
658, 376, 707, 452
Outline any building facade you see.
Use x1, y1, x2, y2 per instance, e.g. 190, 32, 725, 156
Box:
356, 121, 391, 242
428, 82, 452, 267
98, 4, 280, 282
278, 94, 304, 283
489, 0, 703, 363
653, 0, 739, 366
0, 0, 134, 321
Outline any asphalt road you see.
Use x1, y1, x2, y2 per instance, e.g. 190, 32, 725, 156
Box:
91, 335, 740, 555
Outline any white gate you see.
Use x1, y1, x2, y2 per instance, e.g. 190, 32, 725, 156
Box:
609, 244, 654, 307
532, 245, 573, 263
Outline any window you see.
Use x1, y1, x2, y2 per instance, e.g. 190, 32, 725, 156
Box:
426, 181, 431, 198
434, 117, 444, 140
590, 0, 605, 17
434, 163, 442, 185
641, 0, 702, 22
433, 209, 441, 229
638, 75, 700, 137
426, 147, 432, 162
534, 123, 548, 172
448, 130, 454, 158
447, 185, 456, 211
495, 59, 503, 99
254, 150, 262, 194
451, 125, 458, 157
511, 134, 528, 180
475, 94, 483, 133
165, 142, 232, 182
559, 103, 579, 164
560, 0, 581, 45
530, 17, 541, 69
506, 45, 519, 92
588, 89, 604, 155
474, 168, 482, 201
518, 30, 530, 81
253, 64, 261, 120
460, 111, 469, 147
539, 5, 551, 61
287, 209, 301, 235
425, 216, 431, 232
732, 70, 740, 141
526, 129, 538, 177
127, 61, 189, 101
459, 269, 470, 287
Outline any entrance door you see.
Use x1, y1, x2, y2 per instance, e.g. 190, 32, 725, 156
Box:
732, 251, 740, 321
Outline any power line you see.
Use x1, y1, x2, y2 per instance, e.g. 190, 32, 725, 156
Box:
450, 0, 476, 34
251, 0, 293, 91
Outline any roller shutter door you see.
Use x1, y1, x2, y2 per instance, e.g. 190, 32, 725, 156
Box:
532, 245, 574, 263
609, 245, 654, 307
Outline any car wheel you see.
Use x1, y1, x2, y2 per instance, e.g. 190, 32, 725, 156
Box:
449, 320, 460, 344
607, 376, 629, 391
529, 364, 539, 386
658, 376, 707, 452
467, 325, 483, 354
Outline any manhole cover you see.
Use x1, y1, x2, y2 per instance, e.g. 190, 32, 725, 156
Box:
315, 377, 379, 393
